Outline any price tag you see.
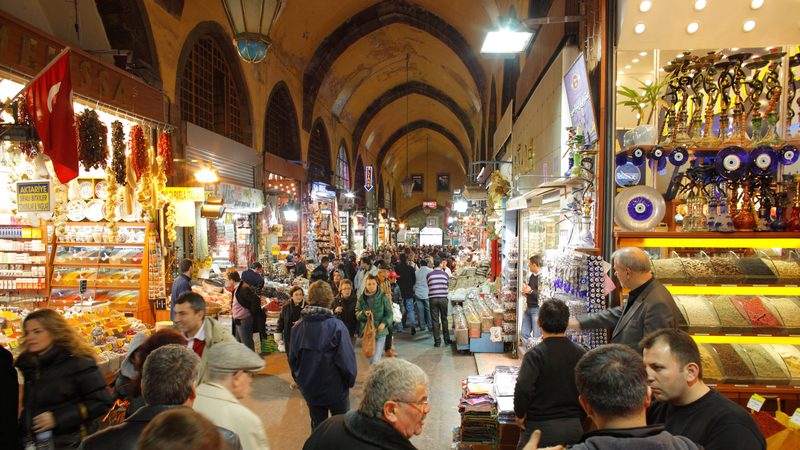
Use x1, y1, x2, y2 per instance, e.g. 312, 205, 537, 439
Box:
747, 393, 766, 412
790, 408, 800, 427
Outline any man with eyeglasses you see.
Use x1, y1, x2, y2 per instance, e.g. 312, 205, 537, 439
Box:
303, 358, 429, 449
193, 341, 270, 450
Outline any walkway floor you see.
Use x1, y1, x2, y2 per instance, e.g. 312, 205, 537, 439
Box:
242, 328, 478, 450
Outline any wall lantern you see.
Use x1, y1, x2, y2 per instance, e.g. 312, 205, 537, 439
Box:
221, 0, 283, 63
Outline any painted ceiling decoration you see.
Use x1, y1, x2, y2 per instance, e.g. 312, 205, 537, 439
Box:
301, 0, 487, 131
351, 80, 475, 155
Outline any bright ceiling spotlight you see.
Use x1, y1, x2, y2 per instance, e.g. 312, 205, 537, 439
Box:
632, 58, 640, 63
481, 27, 534, 53
751, 0, 765, 10
634, 23, 646, 34
743, 19, 756, 32
694, 0, 707, 11
640, 51, 648, 56
639, 1, 652, 12
687, 22, 699, 34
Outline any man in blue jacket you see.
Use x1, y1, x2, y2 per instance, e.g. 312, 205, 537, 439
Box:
289, 280, 357, 429
170, 259, 193, 321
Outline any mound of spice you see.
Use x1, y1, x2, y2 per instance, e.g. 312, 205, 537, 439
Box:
698, 344, 724, 382
731, 297, 783, 328
771, 345, 800, 379
736, 257, 778, 284
675, 296, 721, 330
761, 297, 800, 330
681, 258, 715, 283
709, 256, 743, 284
651, 258, 687, 284
770, 259, 800, 283
740, 344, 789, 381
709, 296, 751, 330
751, 411, 785, 438
711, 344, 755, 381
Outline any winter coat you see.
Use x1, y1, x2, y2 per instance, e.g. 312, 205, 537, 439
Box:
394, 263, 416, 299
183, 317, 237, 383
289, 306, 357, 407
1, 346, 20, 450
15, 345, 112, 448
571, 425, 700, 450
310, 265, 328, 283
356, 290, 393, 338
302, 410, 417, 450
234, 284, 266, 329
333, 291, 358, 337
277, 299, 305, 352
193, 383, 269, 450
78, 404, 243, 450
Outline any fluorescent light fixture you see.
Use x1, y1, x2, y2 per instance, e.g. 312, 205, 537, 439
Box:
743, 19, 756, 32
634, 23, 646, 34
453, 200, 468, 213
694, 0, 707, 11
687, 22, 699, 34
625, 64, 632, 69
481, 27, 534, 54
639, 51, 648, 56
283, 208, 298, 222
751, 0, 764, 9
344, 191, 355, 198
639, 1, 652, 12
194, 167, 219, 184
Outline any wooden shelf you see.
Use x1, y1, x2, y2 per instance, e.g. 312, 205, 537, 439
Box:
53, 262, 142, 268
63, 222, 148, 227
51, 283, 140, 290
50, 242, 145, 247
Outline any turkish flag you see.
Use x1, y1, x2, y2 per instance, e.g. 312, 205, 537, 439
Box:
25, 50, 78, 184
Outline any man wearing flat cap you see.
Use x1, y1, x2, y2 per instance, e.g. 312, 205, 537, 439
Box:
193, 341, 270, 450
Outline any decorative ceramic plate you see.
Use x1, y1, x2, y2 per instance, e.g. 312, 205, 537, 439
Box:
85, 200, 105, 222
79, 181, 94, 200
116, 202, 142, 222
614, 186, 665, 232
94, 181, 109, 199
66, 199, 87, 222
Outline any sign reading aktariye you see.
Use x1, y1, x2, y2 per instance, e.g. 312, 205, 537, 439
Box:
16, 180, 52, 213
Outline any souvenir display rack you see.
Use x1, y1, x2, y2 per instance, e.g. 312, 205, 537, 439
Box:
0, 223, 48, 309
617, 231, 800, 412
47, 221, 156, 325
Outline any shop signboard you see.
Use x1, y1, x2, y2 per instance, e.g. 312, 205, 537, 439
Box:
364, 165, 374, 192
163, 187, 206, 202
16, 180, 52, 213
216, 182, 265, 213
422, 201, 437, 209
564, 54, 598, 145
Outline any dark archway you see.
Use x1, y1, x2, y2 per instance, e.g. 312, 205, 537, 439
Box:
355, 156, 366, 208
95, 0, 161, 88
335, 140, 351, 191
487, 77, 497, 161
176, 21, 252, 145
302, 0, 485, 130
351, 81, 474, 153
307, 119, 332, 183
264, 81, 302, 161
375, 120, 468, 172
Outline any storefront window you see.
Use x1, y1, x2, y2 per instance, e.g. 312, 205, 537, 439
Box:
335, 145, 350, 192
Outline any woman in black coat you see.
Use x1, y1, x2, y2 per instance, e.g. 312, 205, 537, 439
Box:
332, 279, 358, 346
15, 309, 112, 449
277, 286, 306, 354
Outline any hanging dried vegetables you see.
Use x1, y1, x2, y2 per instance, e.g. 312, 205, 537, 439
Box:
111, 121, 126, 186
157, 131, 173, 176
208, 219, 217, 246
16, 98, 39, 158
77, 109, 108, 170
129, 124, 146, 180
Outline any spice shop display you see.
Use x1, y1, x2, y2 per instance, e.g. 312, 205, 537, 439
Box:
0, 224, 48, 308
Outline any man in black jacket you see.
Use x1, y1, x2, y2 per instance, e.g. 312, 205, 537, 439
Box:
303, 358, 427, 450
1, 346, 19, 450
310, 256, 329, 283
79, 345, 242, 450
394, 254, 417, 334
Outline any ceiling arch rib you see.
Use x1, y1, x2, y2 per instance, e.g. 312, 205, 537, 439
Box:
301, 0, 486, 130
376, 120, 468, 174
351, 81, 475, 157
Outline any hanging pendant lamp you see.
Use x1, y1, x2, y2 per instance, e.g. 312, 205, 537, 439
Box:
400, 53, 415, 199
221, 0, 283, 63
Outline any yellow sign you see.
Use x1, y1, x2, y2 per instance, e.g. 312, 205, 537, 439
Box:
271, 245, 281, 256
16, 180, 52, 213
163, 187, 206, 202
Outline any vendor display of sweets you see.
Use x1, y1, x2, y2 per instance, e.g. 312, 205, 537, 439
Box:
651, 252, 800, 285
674, 295, 800, 334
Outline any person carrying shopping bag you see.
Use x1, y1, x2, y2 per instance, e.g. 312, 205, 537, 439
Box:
356, 274, 393, 365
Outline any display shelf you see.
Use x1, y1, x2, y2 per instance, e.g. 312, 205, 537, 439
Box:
616, 231, 800, 249
54, 263, 142, 268
692, 335, 800, 344
52, 242, 146, 247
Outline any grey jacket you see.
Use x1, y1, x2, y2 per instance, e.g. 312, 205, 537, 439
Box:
577, 279, 679, 353
571, 426, 700, 450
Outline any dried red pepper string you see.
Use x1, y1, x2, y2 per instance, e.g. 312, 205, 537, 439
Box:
129, 125, 146, 181
111, 121, 126, 186
157, 131, 173, 176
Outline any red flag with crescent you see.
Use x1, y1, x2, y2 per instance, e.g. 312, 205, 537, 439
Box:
24, 50, 78, 184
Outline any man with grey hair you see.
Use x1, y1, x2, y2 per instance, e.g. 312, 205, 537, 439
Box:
194, 341, 269, 450
303, 358, 429, 449
568, 247, 679, 353
79, 345, 242, 450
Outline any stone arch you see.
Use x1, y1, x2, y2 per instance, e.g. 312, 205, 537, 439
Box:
176, 21, 252, 145
351, 81, 475, 153
308, 119, 332, 183
375, 120, 468, 172
95, 0, 161, 88
264, 81, 302, 161
302, 0, 485, 130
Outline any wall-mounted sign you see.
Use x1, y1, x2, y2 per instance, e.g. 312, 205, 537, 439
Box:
564, 53, 598, 145
364, 165, 374, 192
163, 187, 206, 202
422, 201, 438, 209
16, 180, 52, 213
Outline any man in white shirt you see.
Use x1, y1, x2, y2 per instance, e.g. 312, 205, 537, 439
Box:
413, 258, 433, 332
194, 341, 269, 450
173, 291, 236, 382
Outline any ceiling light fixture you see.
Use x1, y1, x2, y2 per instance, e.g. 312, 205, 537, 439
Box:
750, 0, 765, 9
481, 17, 533, 54
625, 64, 632, 69
639, 51, 648, 56
221, 0, 283, 63
400, 54, 414, 199
632, 58, 640, 63
694, 0, 707, 11
687, 22, 699, 34
639, 1, 652, 12
634, 23, 646, 34
743, 19, 756, 32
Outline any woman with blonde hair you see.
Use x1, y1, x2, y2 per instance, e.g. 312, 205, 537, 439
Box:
15, 309, 112, 449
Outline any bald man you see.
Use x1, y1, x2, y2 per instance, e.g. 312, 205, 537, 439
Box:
569, 247, 679, 353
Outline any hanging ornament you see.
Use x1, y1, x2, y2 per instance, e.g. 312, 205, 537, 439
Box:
714, 146, 750, 180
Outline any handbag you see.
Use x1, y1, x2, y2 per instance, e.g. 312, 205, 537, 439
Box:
392, 302, 403, 324
362, 317, 376, 358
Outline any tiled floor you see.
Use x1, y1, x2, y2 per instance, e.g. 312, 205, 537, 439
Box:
242, 328, 479, 450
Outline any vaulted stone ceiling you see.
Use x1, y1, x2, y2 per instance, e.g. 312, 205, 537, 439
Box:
267, 0, 524, 198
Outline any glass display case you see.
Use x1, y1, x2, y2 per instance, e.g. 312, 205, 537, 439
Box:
47, 222, 155, 324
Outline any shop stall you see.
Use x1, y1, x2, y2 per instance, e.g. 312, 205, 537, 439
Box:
303, 182, 339, 262
264, 171, 302, 260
